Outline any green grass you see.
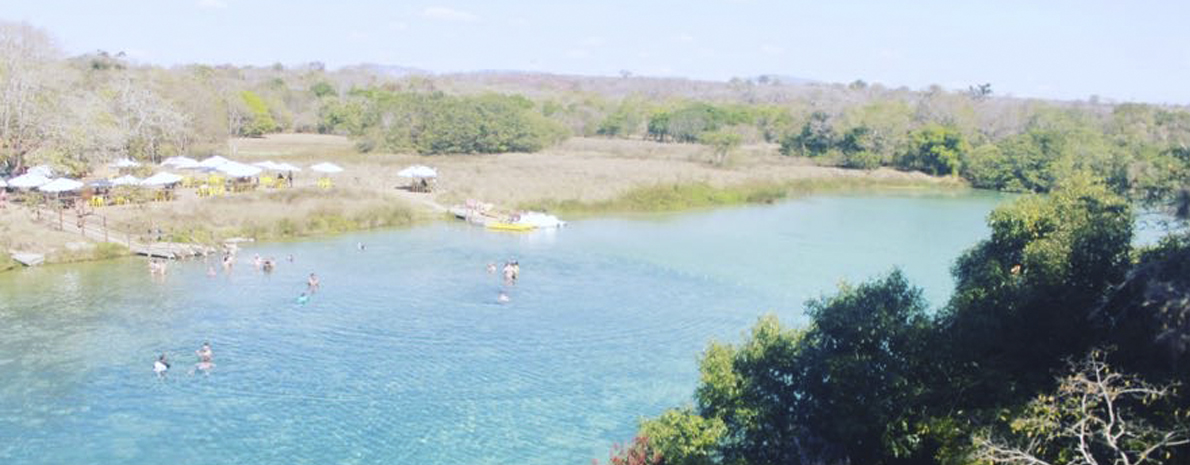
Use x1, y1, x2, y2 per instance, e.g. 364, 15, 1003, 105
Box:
228, 203, 418, 242
519, 177, 961, 215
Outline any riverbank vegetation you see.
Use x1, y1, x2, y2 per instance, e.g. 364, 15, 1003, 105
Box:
519, 177, 953, 215
4, 21, 1187, 220
603, 177, 1190, 465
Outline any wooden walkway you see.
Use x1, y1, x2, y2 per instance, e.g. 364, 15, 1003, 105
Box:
26, 206, 213, 262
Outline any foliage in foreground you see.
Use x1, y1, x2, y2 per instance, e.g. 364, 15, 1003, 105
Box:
615, 179, 1190, 465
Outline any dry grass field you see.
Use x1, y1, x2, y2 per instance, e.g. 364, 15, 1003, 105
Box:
3, 134, 955, 268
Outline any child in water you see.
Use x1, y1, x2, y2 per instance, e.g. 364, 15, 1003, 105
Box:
153, 353, 170, 378
297, 292, 309, 305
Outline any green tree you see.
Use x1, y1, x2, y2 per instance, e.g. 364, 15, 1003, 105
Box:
239, 90, 279, 137
779, 111, 835, 157
699, 129, 742, 166
637, 408, 725, 465
898, 124, 967, 176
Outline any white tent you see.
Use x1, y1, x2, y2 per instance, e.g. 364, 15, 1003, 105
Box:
173, 159, 205, 170
109, 158, 141, 168
111, 174, 142, 186
273, 162, 302, 172
398, 165, 438, 178
252, 161, 283, 170
161, 156, 198, 167
27, 165, 54, 177
38, 178, 84, 193
217, 162, 262, 178
198, 155, 231, 168
140, 172, 184, 187
310, 162, 344, 173
7, 173, 52, 189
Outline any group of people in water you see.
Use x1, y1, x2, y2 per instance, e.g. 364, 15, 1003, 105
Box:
488, 259, 520, 303
153, 342, 215, 378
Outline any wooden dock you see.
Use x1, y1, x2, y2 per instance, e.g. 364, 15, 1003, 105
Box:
131, 242, 214, 259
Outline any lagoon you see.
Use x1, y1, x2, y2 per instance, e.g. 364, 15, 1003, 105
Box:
0, 189, 1007, 464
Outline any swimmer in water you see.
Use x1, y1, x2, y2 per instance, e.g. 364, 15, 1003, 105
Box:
297, 292, 309, 304
287, 254, 294, 263
262, 258, 275, 273
357, 242, 366, 251
307, 273, 320, 293
486, 262, 497, 274
193, 342, 214, 375
497, 291, 511, 304
252, 254, 263, 270
153, 353, 170, 378
206, 265, 217, 277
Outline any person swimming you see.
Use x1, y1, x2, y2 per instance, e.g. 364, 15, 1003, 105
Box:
252, 254, 263, 270
262, 258, 275, 273
357, 242, 366, 251
153, 353, 170, 377
307, 273, 320, 292
297, 292, 309, 304
497, 291, 511, 304
206, 265, 217, 277
486, 262, 497, 274
502, 262, 516, 285
193, 342, 215, 375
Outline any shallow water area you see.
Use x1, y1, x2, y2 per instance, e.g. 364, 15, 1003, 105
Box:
0, 189, 1007, 464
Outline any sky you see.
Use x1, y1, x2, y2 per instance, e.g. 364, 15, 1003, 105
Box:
1, 0, 1187, 104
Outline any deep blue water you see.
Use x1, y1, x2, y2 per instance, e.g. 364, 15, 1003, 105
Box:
0, 189, 1008, 464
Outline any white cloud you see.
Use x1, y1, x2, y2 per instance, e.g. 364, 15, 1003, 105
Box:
422, 6, 480, 23
196, 0, 227, 9
761, 44, 784, 55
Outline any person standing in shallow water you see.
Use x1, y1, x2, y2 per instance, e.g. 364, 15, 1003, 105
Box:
153, 353, 170, 378
307, 273, 320, 293
193, 342, 214, 375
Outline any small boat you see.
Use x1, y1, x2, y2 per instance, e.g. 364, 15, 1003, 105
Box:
486, 222, 536, 232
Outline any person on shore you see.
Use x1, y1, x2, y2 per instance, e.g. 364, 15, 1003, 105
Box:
153, 353, 170, 378
307, 273, 320, 293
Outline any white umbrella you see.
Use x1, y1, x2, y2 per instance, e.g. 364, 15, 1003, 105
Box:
273, 162, 302, 172
140, 172, 184, 187
7, 173, 52, 189
252, 161, 283, 170
38, 178, 84, 193
217, 162, 262, 178
198, 155, 231, 168
27, 165, 54, 177
109, 158, 141, 168
161, 156, 198, 167
398, 165, 438, 178
310, 162, 344, 174
111, 174, 142, 186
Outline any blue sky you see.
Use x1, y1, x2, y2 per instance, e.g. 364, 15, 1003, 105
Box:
2, 0, 1187, 104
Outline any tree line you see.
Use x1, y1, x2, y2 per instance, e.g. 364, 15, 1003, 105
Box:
602, 177, 1190, 465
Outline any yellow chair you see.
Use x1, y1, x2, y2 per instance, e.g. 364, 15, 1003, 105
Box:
90, 196, 105, 207
317, 178, 333, 189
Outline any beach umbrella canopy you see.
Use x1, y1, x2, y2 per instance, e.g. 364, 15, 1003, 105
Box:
198, 155, 231, 168
88, 179, 115, 189
111, 174, 142, 186
38, 178, 84, 193
398, 165, 438, 178
217, 162, 263, 178
8, 172, 52, 189
27, 165, 54, 177
310, 162, 344, 174
161, 156, 198, 167
273, 162, 302, 172
140, 172, 184, 187
109, 158, 141, 168
252, 161, 283, 170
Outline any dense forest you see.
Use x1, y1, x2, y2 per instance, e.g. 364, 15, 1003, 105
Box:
602, 178, 1190, 465
3, 20, 1188, 214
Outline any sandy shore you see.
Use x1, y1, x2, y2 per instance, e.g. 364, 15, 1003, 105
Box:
2, 134, 954, 269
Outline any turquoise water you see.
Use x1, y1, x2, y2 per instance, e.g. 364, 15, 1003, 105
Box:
0, 189, 1007, 464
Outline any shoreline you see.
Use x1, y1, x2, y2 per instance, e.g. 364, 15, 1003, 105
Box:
1, 134, 961, 273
